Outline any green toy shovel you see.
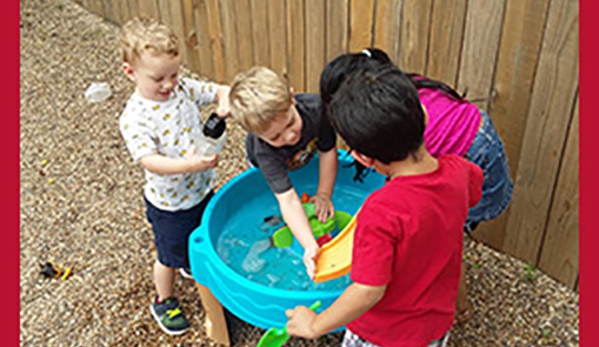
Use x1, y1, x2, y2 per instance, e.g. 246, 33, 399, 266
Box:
256, 301, 322, 347
270, 202, 352, 248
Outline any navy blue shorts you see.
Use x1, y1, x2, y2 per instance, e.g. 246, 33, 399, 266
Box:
464, 110, 514, 232
144, 191, 214, 269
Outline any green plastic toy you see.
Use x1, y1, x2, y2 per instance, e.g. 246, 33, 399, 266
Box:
270, 203, 352, 248
255, 301, 322, 347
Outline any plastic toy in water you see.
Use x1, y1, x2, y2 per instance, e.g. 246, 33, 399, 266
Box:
313, 210, 360, 283
266, 197, 360, 283
256, 301, 322, 347
270, 202, 352, 248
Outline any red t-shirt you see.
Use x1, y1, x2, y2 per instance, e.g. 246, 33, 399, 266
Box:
347, 155, 483, 347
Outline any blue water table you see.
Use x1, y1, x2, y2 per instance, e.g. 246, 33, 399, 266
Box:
188, 150, 384, 344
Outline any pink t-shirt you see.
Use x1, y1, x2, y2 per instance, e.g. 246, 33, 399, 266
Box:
347, 155, 483, 347
420, 88, 481, 157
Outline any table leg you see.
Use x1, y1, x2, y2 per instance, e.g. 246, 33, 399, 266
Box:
195, 282, 231, 346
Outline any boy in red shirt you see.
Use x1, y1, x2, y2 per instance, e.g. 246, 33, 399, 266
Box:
285, 65, 483, 346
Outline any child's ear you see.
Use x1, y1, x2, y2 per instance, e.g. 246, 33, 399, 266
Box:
351, 150, 375, 168
422, 105, 429, 127
122, 62, 136, 82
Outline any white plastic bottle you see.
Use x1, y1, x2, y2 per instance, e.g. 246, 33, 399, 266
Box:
198, 113, 227, 156
84, 82, 112, 103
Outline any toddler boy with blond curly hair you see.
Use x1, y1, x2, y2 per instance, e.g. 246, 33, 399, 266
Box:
118, 17, 229, 335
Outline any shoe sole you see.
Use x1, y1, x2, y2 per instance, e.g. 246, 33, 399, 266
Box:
150, 304, 189, 336
179, 268, 194, 279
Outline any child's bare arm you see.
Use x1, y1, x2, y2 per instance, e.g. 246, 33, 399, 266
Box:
275, 188, 320, 277
139, 149, 218, 175
310, 148, 338, 222
286, 283, 386, 339
214, 85, 231, 117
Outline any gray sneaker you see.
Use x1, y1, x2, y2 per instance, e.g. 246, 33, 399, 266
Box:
150, 296, 190, 335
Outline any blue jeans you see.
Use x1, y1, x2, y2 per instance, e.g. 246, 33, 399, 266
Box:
463, 110, 514, 232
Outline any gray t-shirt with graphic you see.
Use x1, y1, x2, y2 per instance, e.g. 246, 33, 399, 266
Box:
246, 93, 336, 194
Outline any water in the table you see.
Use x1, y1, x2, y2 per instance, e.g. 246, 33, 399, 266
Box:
216, 189, 366, 291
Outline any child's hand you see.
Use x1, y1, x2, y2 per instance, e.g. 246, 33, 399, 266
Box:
303, 244, 320, 279
309, 193, 335, 223
185, 145, 219, 171
215, 85, 231, 118
285, 305, 319, 339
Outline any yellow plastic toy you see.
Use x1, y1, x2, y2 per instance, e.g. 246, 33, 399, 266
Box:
313, 209, 360, 283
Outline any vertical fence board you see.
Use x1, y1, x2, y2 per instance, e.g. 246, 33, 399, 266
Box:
87, 0, 105, 18
77, 0, 91, 13
166, 0, 191, 67
398, 0, 432, 74
218, 0, 239, 82
373, 0, 403, 63
503, 0, 579, 263
305, 0, 325, 92
128, 0, 140, 19
250, 0, 270, 67
112, 0, 132, 24
326, 0, 348, 63
489, 0, 550, 177
101, 0, 118, 24
473, 0, 550, 250
268, 0, 288, 79
156, 0, 173, 32
181, 0, 202, 73
138, 0, 159, 20
457, 0, 506, 110
234, 0, 254, 73
206, 0, 225, 82
286, 0, 305, 91
539, 95, 579, 289
426, 0, 467, 86
348, 0, 375, 52
194, 0, 215, 80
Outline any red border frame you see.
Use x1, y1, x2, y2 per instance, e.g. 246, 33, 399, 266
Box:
7, 0, 590, 345
580, 0, 596, 345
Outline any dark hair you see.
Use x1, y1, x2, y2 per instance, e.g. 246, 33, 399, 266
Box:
406, 72, 465, 100
321, 48, 465, 107
319, 49, 394, 181
319, 48, 463, 179
320, 48, 393, 107
328, 65, 425, 164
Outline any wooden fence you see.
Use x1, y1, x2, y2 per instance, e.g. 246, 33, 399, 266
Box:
73, 0, 579, 290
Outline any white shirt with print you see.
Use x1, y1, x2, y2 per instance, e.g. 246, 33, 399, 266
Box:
119, 78, 219, 211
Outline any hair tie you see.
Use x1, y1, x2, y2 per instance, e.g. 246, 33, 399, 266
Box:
361, 49, 372, 58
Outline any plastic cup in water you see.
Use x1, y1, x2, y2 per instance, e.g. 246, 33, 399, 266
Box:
84, 82, 112, 103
